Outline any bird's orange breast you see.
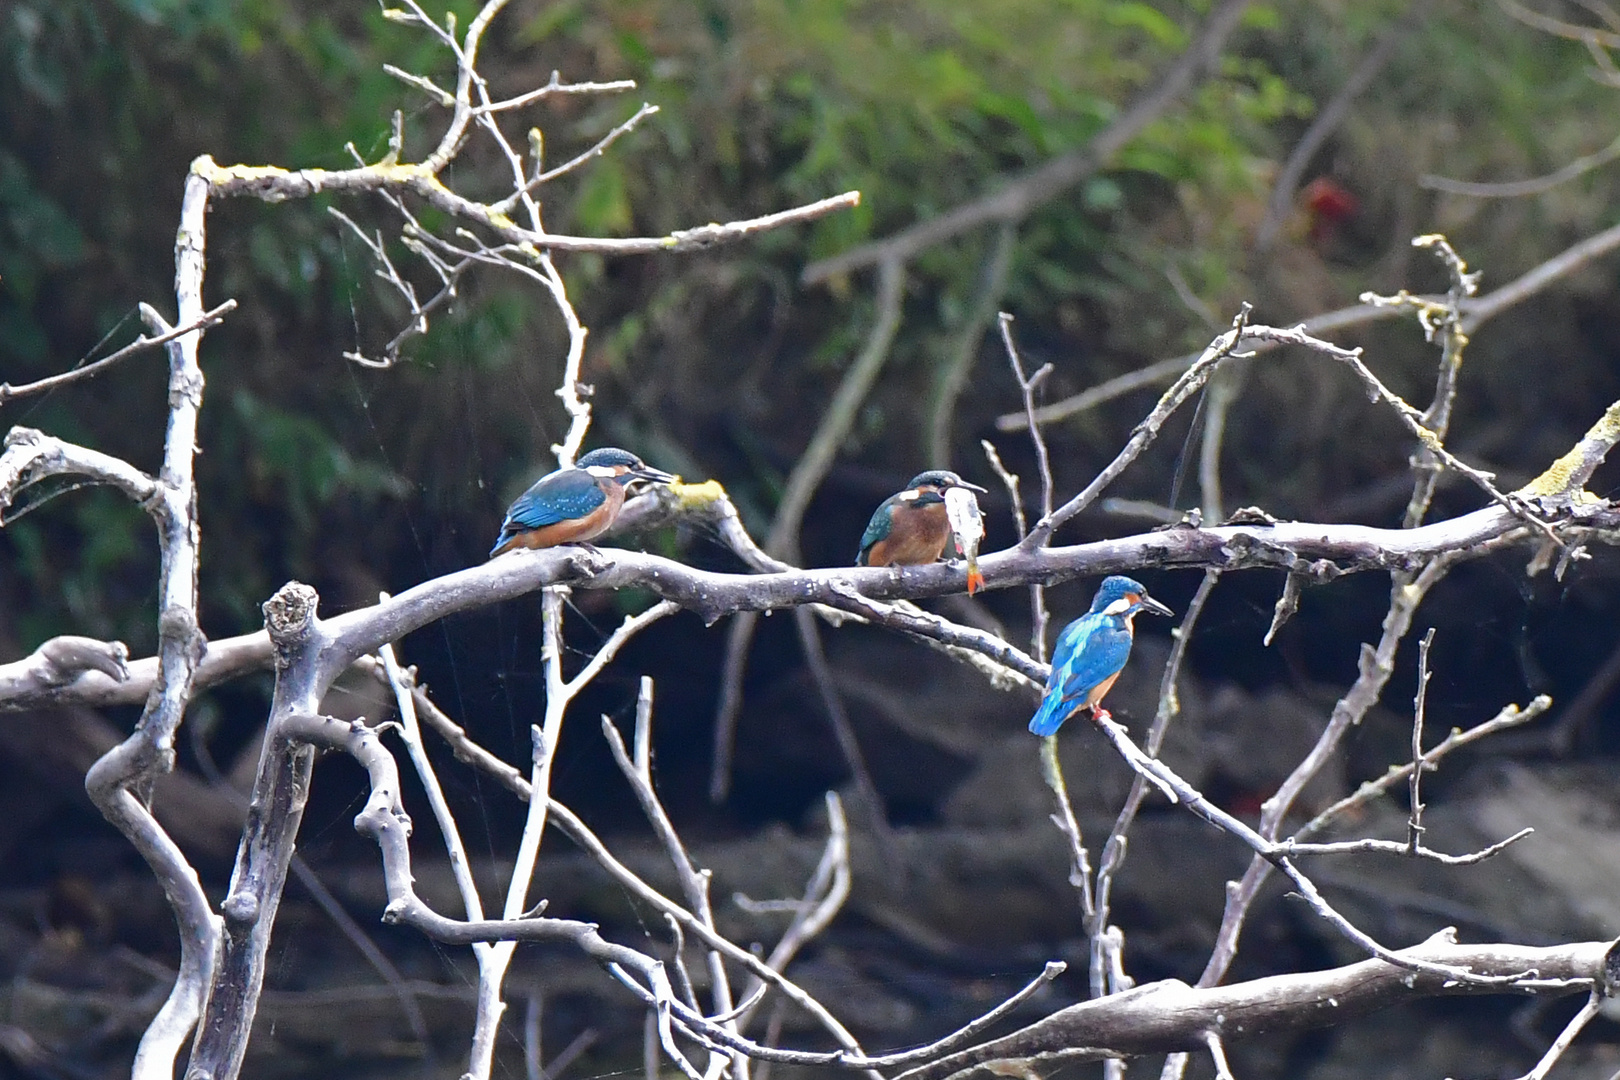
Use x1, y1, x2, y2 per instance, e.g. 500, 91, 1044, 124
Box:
489, 486, 622, 555
865, 502, 950, 567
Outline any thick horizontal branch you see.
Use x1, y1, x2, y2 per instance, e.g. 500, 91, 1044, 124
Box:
0, 636, 131, 703
191, 155, 858, 256
894, 934, 1618, 1080
5, 498, 1615, 714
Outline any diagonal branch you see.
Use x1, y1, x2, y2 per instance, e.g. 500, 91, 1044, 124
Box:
801, 0, 1253, 282
0, 301, 236, 405
1254, 13, 1413, 253
1002, 220, 1620, 430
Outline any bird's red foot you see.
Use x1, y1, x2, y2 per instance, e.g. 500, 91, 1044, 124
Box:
966, 569, 985, 595
1090, 707, 1113, 725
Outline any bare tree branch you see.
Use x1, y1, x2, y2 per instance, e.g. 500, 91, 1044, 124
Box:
194, 155, 858, 256
997, 314, 1055, 657
801, 0, 1253, 282
1422, 132, 1620, 197
0, 301, 236, 405
1508, 988, 1605, 1080
1254, 13, 1413, 253
6, 490, 1617, 717
894, 936, 1618, 1080
1001, 220, 1620, 430
1091, 569, 1221, 999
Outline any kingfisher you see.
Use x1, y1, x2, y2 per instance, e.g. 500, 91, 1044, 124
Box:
856, 470, 988, 576
490, 447, 677, 557
1028, 576, 1174, 736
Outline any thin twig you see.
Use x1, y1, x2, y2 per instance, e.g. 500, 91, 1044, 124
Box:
601, 678, 745, 1079
1040, 736, 1097, 922
1294, 695, 1552, 843
1408, 628, 1436, 852
0, 301, 237, 404
709, 610, 760, 803
1507, 989, 1604, 1080
1002, 221, 1620, 430
998, 313, 1055, 657
792, 606, 898, 873
1091, 569, 1220, 998
1024, 305, 1253, 549
1087, 713, 1531, 985
1422, 132, 1620, 197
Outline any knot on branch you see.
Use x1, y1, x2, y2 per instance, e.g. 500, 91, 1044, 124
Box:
222, 889, 260, 928
37, 636, 130, 685
263, 581, 320, 667
560, 548, 609, 581
2, 426, 45, 452
1603, 941, 1620, 998
158, 604, 206, 659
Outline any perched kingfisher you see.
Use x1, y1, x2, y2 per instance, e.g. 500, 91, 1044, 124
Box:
1028, 576, 1174, 736
490, 447, 677, 557
856, 470, 988, 574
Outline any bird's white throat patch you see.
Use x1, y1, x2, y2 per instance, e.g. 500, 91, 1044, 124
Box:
898, 489, 922, 501
585, 465, 619, 478
1102, 598, 1133, 616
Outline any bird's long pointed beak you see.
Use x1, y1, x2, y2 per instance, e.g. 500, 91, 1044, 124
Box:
960, 480, 989, 493
1139, 594, 1174, 617
634, 465, 679, 484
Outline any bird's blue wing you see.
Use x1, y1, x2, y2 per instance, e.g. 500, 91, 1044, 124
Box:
1029, 614, 1131, 735
503, 469, 605, 531
856, 496, 898, 564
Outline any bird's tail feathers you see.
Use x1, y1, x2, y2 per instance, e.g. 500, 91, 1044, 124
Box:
1028, 697, 1069, 737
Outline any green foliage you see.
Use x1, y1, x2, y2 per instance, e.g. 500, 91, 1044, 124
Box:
229, 390, 410, 529
4, 0, 1620, 650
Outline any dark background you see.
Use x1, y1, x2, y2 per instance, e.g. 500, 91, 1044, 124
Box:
4, 1, 1620, 1076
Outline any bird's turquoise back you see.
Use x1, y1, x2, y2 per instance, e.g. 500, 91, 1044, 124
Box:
497, 468, 606, 539
856, 496, 899, 564
1028, 611, 1134, 736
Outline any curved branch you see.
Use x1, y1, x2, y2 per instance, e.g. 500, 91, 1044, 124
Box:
892, 936, 1617, 1080
1421, 132, 1620, 198
1003, 221, 1620, 430
192, 155, 859, 257
0, 427, 159, 514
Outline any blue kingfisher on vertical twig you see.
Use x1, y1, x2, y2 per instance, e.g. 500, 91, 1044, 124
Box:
489, 447, 677, 557
1029, 576, 1174, 736
856, 471, 988, 589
